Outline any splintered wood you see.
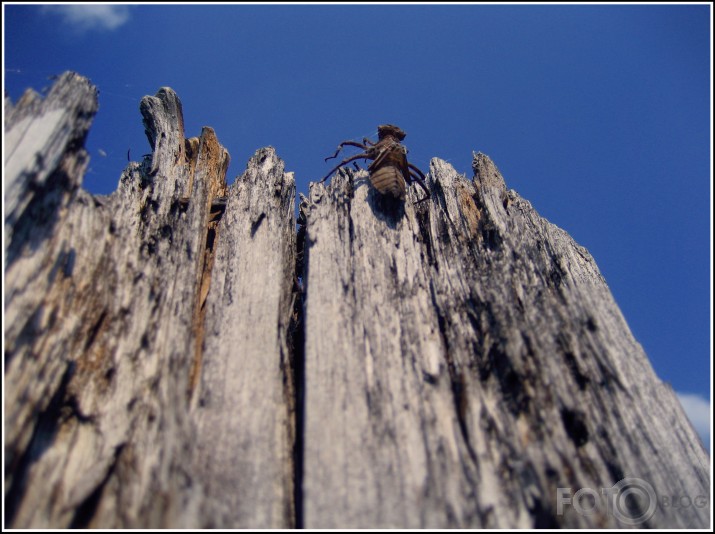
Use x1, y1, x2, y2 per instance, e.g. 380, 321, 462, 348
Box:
4, 73, 710, 529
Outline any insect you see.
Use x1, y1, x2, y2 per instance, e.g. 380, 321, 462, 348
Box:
320, 124, 430, 203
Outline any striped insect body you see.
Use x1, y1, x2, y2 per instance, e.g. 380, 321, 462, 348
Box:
321, 124, 430, 203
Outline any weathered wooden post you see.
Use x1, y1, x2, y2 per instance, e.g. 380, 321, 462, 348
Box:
4, 72, 709, 529
299, 158, 710, 528
4, 73, 297, 528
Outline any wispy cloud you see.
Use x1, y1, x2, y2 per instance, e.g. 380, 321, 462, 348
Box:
677, 392, 711, 451
42, 5, 131, 33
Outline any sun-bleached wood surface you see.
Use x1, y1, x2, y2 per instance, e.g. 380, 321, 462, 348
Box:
4, 72, 709, 529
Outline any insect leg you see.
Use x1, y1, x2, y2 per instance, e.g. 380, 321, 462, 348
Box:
408, 168, 431, 203
407, 162, 427, 182
325, 141, 370, 162
320, 152, 372, 183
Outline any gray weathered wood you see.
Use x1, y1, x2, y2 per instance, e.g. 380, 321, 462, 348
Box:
300, 159, 710, 528
4, 73, 296, 528
190, 147, 297, 528
5, 71, 709, 529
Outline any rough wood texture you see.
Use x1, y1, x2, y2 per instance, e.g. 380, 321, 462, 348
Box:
4, 73, 296, 528
4, 72, 709, 529
300, 161, 710, 528
191, 147, 297, 528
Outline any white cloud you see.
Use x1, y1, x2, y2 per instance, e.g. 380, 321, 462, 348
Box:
677, 392, 711, 451
42, 5, 131, 33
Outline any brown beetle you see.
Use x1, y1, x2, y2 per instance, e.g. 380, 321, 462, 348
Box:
320, 124, 430, 203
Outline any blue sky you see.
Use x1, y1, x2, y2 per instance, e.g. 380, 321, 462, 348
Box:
3, 4, 711, 447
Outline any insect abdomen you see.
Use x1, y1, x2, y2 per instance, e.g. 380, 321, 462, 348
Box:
370, 164, 407, 200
